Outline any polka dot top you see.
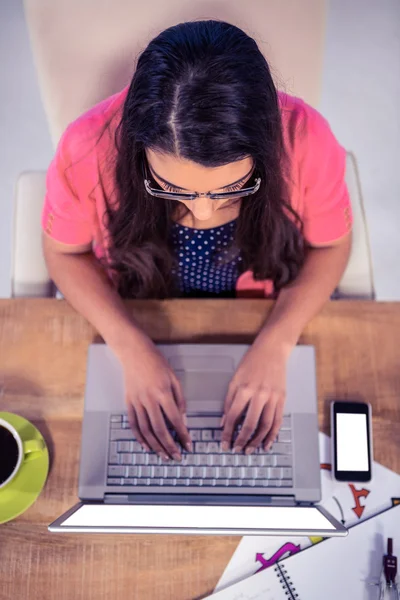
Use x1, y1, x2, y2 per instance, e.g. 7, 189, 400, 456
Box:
170, 219, 243, 298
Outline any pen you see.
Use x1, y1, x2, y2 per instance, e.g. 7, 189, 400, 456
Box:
384, 538, 397, 587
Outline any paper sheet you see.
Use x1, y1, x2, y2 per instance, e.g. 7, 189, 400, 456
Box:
215, 432, 400, 592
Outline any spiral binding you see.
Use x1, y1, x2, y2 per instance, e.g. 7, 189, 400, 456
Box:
274, 564, 299, 599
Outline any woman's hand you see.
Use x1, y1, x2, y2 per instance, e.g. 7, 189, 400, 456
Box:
114, 330, 192, 461
221, 335, 293, 454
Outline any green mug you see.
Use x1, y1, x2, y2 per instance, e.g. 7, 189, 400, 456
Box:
0, 417, 45, 490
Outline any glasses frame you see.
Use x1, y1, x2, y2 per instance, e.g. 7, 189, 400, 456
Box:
142, 155, 261, 201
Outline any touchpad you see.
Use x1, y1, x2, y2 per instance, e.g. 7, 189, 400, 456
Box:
168, 356, 235, 413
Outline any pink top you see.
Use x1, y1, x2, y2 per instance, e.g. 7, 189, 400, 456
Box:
42, 86, 352, 298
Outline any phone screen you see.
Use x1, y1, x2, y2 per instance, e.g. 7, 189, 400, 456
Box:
333, 402, 372, 482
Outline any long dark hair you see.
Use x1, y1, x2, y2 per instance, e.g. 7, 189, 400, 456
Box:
103, 19, 305, 298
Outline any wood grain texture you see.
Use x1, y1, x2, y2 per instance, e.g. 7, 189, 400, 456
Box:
0, 299, 399, 600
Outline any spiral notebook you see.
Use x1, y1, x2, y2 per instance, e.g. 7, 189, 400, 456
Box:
206, 503, 400, 599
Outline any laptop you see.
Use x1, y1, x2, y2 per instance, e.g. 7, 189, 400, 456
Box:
49, 343, 347, 536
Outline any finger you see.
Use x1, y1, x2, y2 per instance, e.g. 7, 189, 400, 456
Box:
145, 395, 183, 460
161, 395, 193, 452
127, 403, 150, 452
244, 399, 277, 453
170, 374, 186, 416
221, 380, 236, 426
135, 403, 171, 460
221, 386, 252, 451
262, 394, 285, 450
233, 390, 269, 452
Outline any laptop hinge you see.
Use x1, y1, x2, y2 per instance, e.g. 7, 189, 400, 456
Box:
104, 493, 297, 506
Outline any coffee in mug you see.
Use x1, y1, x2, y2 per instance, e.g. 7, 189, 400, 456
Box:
0, 422, 20, 486
0, 417, 45, 489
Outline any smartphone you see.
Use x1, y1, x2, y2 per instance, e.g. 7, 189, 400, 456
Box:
331, 401, 373, 482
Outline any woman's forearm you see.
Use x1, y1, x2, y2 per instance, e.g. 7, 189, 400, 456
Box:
43, 242, 148, 355
257, 232, 352, 351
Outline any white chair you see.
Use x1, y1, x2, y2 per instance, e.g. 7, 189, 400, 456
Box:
11, 153, 375, 299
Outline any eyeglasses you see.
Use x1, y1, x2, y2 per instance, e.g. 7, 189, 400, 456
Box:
142, 156, 261, 201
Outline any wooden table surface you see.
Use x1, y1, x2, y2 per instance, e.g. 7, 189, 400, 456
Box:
0, 299, 400, 600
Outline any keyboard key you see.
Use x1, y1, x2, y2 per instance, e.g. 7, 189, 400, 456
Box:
213, 430, 223, 441
236, 455, 248, 467
108, 442, 119, 464
222, 455, 235, 467
204, 466, 217, 478
139, 466, 152, 477
118, 441, 132, 452
111, 415, 122, 423
242, 479, 256, 487
268, 467, 282, 479
111, 421, 122, 429
218, 467, 230, 478
108, 466, 125, 477
121, 478, 135, 485
107, 478, 122, 485
216, 479, 230, 486
202, 479, 215, 486
179, 466, 192, 478
208, 454, 223, 466
146, 454, 159, 465
191, 466, 204, 478
281, 467, 293, 479
166, 466, 179, 477
230, 480, 242, 487
243, 467, 256, 479
194, 442, 207, 453
133, 455, 146, 465
280, 480, 293, 488
149, 478, 163, 486
136, 478, 149, 485
278, 430, 292, 443
120, 454, 133, 465
182, 455, 197, 466
260, 455, 276, 467
230, 467, 242, 478
249, 455, 263, 466
271, 443, 291, 454
275, 455, 292, 467
121, 421, 131, 429
201, 430, 213, 441
127, 466, 139, 477
207, 442, 220, 453
162, 479, 176, 486
132, 442, 143, 452
175, 478, 189, 486
281, 416, 291, 429
256, 467, 269, 478
196, 455, 209, 466
152, 466, 165, 477
110, 429, 134, 441
191, 479, 202, 486
265, 479, 280, 487
190, 430, 201, 441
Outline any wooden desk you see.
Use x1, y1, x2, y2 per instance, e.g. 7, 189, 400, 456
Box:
0, 299, 399, 600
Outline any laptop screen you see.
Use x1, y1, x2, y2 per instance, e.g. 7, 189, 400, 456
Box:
59, 504, 336, 532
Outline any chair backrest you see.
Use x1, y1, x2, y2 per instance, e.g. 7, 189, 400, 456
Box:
24, 0, 326, 146
11, 154, 375, 298
336, 153, 375, 299
12, 171, 55, 297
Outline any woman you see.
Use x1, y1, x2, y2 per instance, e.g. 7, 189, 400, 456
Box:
42, 20, 353, 462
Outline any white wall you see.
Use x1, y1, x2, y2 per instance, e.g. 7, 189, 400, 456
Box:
319, 0, 400, 300
0, 0, 399, 299
0, 0, 53, 297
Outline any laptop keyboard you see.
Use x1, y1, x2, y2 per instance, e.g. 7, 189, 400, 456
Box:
107, 414, 293, 489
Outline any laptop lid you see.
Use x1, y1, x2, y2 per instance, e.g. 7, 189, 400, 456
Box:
49, 502, 347, 536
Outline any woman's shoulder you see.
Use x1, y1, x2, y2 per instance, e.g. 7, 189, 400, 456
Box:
56, 85, 129, 164
278, 91, 342, 161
